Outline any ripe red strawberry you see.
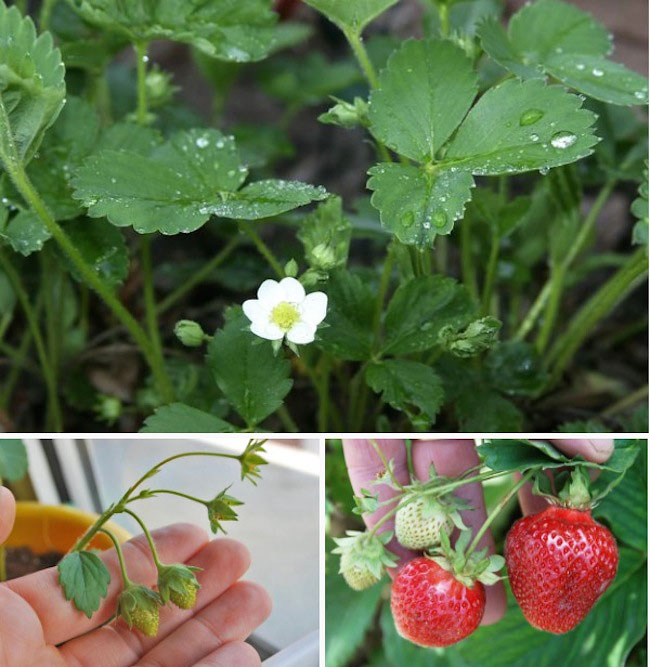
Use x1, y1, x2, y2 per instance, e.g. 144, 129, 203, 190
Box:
505, 506, 618, 634
391, 557, 486, 647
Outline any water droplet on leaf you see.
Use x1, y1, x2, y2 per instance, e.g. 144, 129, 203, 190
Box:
530, 133, 539, 142
519, 109, 544, 126
432, 210, 447, 228
592, 68, 604, 77
401, 211, 414, 228
551, 131, 577, 149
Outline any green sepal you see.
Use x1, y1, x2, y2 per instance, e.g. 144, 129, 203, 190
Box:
117, 583, 162, 628
558, 467, 592, 509
157, 563, 202, 605
332, 530, 398, 581
238, 439, 268, 484
206, 486, 244, 534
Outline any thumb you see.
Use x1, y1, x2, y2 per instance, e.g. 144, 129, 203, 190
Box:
0, 487, 16, 544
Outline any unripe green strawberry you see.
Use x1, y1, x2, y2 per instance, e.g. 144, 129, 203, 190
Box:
170, 582, 199, 609
131, 605, 160, 637
395, 496, 454, 550
117, 584, 162, 637
333, 530, 398, 591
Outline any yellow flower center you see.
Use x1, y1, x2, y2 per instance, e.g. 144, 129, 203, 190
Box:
270, 301, 300, 331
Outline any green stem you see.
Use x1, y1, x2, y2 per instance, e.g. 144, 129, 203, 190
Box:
405, 440, 414, 481
437, 3, 450, 37
122, 508, 163, 568
368, 504, 400, 537
0, 326, 34, 410
465, 470, 535, 560
460, 214, 479, 303
141, 235, 167, 394
0, 249, 62, 431
134, 489, 208, 506
39, 0, 56, 30
99, 528, 132, 586
277, 404, 299, 433
344, 30, 379, 89
134, 42, 149, 125
534, 261, 566, 353
601, 384, 648, 419
2, 157, 173, 403
546, 248, 647, 387
238, 222, 284, 278
157, 236, 239, 314
515, 178, 618, 341
369, 438, 404, 490
372, 243, 394, 348
317, 355, 331, 432
481, 231, 500, 315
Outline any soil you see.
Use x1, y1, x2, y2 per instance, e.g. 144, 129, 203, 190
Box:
4, 546, 63, 580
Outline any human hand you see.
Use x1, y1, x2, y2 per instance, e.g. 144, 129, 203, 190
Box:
342, 438, 614, 626
0, 488, 271, 667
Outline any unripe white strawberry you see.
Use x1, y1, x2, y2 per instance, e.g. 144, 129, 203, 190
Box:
395, 495, 457, 550
333, 530, 398, 591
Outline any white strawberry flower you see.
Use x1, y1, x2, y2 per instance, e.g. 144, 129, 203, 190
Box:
242, 277, 327, 345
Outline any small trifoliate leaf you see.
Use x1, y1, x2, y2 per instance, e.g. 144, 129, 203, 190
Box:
298, 196, 351, 270
444, 79, 598, 175
69, 0, 278, 63
58, 551, 111, 618
366, 360, 444, 426
303, 0, 399, 35
71, 129, 325, 234
0, 2, 66, 165
318, 96, 369, 129
479, 0, 648, 106
206, 308, 292, 427
438, 316, 501, 358
382, 276, 476, 355
367, 163, 475, 245
368, 39, 478, 163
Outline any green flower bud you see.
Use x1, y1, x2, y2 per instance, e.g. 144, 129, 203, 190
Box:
174, 319, 206, 347
284, 258, 299, 277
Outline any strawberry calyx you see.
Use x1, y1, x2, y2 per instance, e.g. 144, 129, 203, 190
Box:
533, 467, 593, 511
426, 529, 505, 589
117, 583, 162, 636
397, 482, 470, 532
157, 563, 202, 608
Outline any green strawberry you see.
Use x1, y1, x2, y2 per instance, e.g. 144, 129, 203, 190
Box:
333, 530, 398, 591
131, 605, 160, 637
170, 583, 199, 609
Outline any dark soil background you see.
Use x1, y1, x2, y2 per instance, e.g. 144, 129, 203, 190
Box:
4, 546, 62, 579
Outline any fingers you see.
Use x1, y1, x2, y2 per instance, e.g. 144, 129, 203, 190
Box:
413, 441, 507, 625
342, 439, 416, 566
136, 581, 271, 667
0, 487, 16, 544
5, 523, 209, 646
551, 439, 614, 463
193, 641, 261, 667
59, 538, 254, 666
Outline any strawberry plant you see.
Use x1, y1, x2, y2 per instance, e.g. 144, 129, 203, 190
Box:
0, 0, 647, 432
325, 439, 646, 665
50, 439, 267, 632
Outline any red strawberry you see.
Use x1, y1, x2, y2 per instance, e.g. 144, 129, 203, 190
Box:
505, 506, 618, 634
391, 557, 486, 647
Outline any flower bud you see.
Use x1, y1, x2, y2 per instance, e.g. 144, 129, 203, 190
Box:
174, 319, 206, 347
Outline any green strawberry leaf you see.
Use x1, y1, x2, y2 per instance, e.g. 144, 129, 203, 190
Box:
60, 219, 128, 288
478, 0, 648, 106
141, 403, 235, 433
0, 210, 50, 256
368, 39, 478, 163
0, 439, 28, 481
206, 308, 293, 427
316, 270, 375, 361
382, 276, 475, 355
68, 0, 278, 63
367, 163, 475, 245
484, 341, 548, 397
71, 129, 326, 234
444, 79, 598, 175
58, 551, 111, 618
0, 2, 66, 166
366, 360, 444, 427
303, 0, 399, 36
455, 387, 524, 432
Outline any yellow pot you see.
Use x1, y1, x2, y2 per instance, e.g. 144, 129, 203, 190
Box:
6, 502, 131, 554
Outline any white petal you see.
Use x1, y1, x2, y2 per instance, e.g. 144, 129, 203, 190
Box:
279, 276, 305, 303
286, 321, 316, 345
300, 291, 328, 326
250, 320, 284, 340
242, 299, 269, 323
257, 279, 282, 305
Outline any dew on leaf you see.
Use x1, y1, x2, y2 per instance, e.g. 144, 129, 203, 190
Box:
551, 131, 577, 149
539, 166, 549, 175
519, 109, 544, 126
576, 63, 585, 70
401, 211, 414, 228
432, 210, 447, 228
592, 68, 604, 77
634, 91, 647, 100
530, 133, 539, 142
196, 136, 209, 148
